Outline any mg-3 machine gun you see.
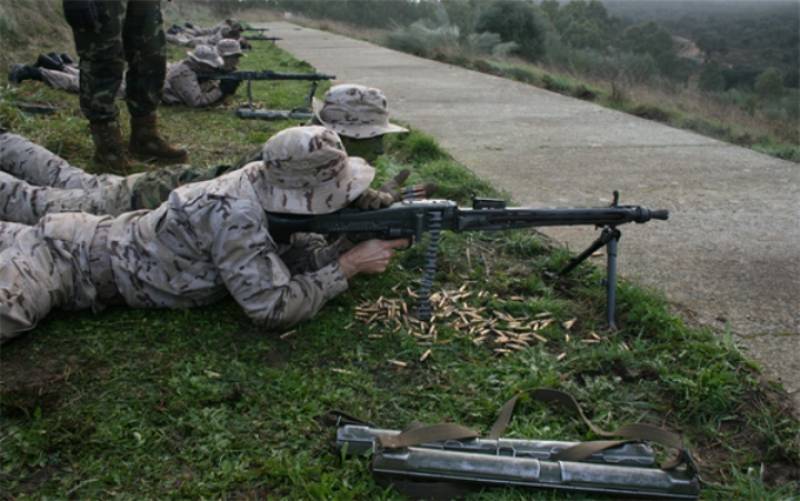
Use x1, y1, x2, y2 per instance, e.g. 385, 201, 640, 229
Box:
266, 192, 668, 329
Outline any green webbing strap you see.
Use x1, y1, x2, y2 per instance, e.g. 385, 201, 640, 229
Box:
378, 423, 479, 449
333, 387, 690, 477
486, 388, 688, 469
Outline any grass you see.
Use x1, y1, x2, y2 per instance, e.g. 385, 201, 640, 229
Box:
1, 35, 799, 499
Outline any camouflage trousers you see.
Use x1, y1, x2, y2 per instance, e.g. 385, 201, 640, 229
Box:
40, 65, 80, 93
63, 0, 166, 122
40, 65, 126, 98
0, 132, 232, 223
0, 214, 113, 341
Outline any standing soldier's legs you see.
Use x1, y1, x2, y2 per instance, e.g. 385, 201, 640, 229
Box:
63, 0, 129, 173
122, 0, 165, 118
124, 0, 187, 163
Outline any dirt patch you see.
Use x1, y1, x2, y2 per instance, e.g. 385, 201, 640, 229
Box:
0, 338, 81, 418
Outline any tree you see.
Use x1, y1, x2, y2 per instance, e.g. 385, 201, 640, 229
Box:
755, 67, 784, 99
475, 0, 547, 61
540, 0, 559, 23
698, 62, 725, 92
620, 22, 674, 58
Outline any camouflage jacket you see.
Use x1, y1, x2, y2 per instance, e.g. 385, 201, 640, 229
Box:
107, 162, 349, 329
162, 60, 224, 107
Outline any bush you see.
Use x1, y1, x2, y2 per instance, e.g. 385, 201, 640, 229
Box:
475, 0, 547, 61
572, 84, 597, 100
386, 20, 460, 58
698, 62, 725, 92
630, 104, 672, 122
755, 67, 784, 99
541, 74, 571, 93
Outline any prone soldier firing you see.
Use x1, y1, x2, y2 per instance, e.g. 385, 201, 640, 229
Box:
0, 126, 409, 340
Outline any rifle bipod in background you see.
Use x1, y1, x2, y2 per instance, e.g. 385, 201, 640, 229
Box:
233, 72, 335, 121
329, 389, 699, 500
558, 191, 642, 330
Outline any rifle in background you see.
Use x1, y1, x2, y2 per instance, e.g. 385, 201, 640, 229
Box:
198, 70, 335, 121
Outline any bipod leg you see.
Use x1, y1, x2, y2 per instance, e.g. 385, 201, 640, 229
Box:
246, 79, 254, 109
559, 226, 621, 331
605, 228, 621, 331
559, 227, 616, 277
304, 81, 319, 111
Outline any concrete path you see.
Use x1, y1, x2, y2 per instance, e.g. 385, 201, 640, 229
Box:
262, 22, 800, 410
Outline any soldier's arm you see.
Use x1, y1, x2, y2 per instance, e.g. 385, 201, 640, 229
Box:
173, 68, 224, 107
279, 233, 352, 275
210, 202, 349, 329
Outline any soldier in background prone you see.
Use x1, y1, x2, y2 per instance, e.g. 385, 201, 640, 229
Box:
8, 41, 244, 108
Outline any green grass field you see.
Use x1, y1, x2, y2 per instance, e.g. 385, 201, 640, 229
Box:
1, 40, 798, 499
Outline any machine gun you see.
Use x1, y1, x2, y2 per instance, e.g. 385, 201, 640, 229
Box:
198, 70, 335, 121
330, 387, 699, 500
266, 193, 668, 328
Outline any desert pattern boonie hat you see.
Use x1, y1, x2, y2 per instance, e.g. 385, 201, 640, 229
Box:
248, 126, 375, 215
313, 84, 408, 139
188, 45, 224, 69
216, 39, 244, 58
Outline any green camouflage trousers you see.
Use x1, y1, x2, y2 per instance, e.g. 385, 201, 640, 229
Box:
63, 0, 166, 122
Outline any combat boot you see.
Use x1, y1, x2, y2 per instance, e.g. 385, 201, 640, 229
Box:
89, 121, 130, 174
8, 64, 43, 85
35, 53, 64, 71
129, 113, 188, 164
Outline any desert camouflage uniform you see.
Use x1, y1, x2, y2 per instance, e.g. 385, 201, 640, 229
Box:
0, 213, 115, 337
186, 21, 229, 37
63, 0, 166, 122
0, 167, 348, 340
39, 64, 81, 93
1, 126, 375, 340
162, 60, 224, 107
39, 63, 130, 98
166, 31, 226, 48
0, 132, 230, 223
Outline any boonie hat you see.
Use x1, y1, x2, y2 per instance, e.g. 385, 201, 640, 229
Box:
217, 39, 244, 58
313, 84, 408, 139
249, 126, 375, 215
188, 45, 224, 69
